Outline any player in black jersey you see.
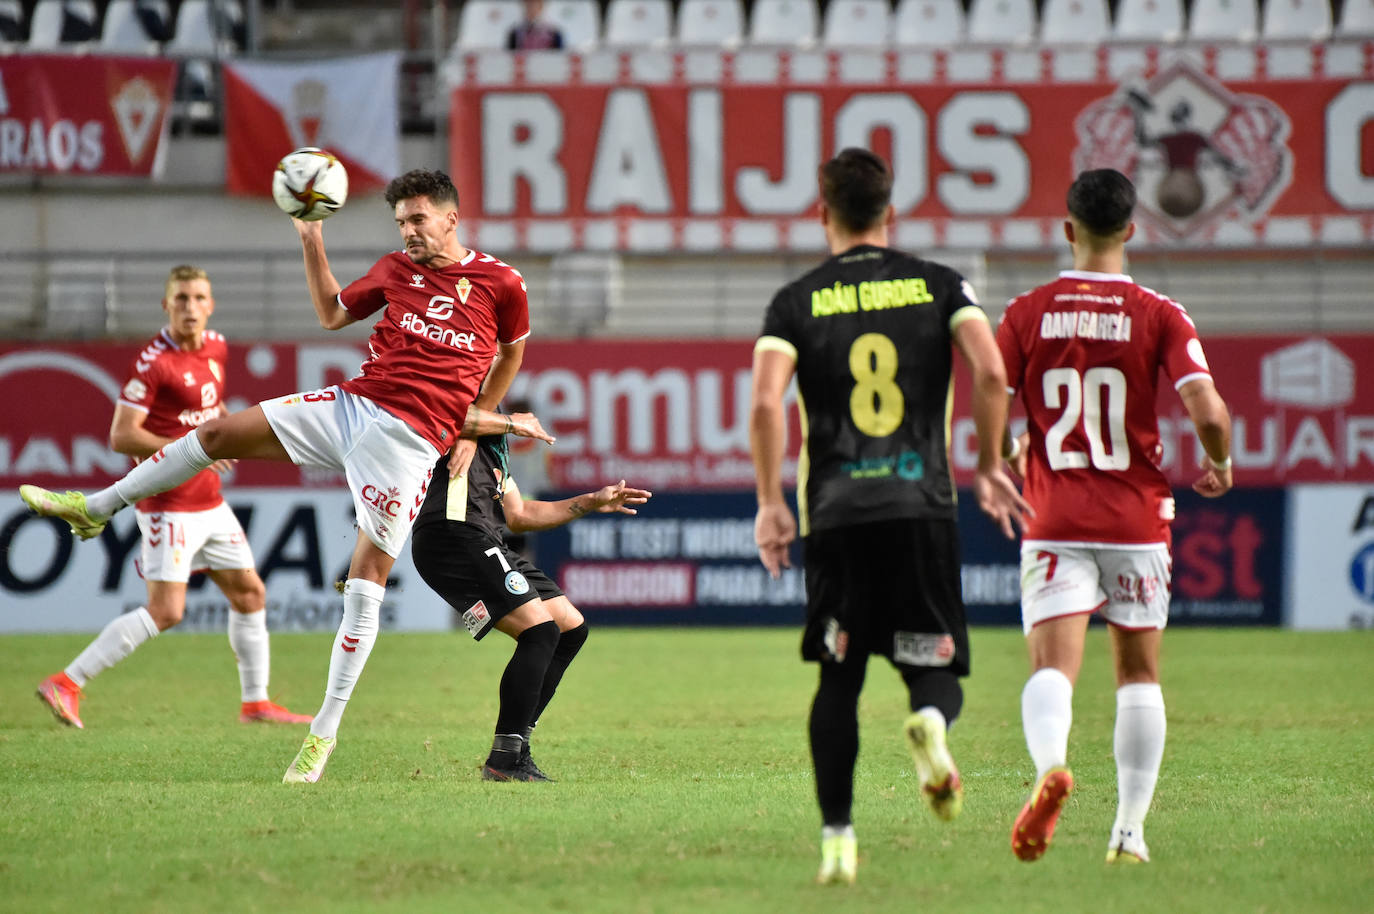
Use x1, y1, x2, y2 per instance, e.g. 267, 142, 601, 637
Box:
750, 148, 1029, 884
410, 433, 651, 781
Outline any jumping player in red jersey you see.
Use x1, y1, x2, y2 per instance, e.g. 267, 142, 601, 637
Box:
996, 169, 1232, 865
20, 170, 554, 783
34, 266, 311, 730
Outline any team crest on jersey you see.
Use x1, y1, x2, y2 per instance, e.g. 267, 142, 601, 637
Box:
409, 274, 426, 288
456, 276, 472, 305
1072, 60, 1292, 240
208, 359, 222, 383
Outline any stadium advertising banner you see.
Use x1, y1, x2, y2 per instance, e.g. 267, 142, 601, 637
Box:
448, 43, 1374, 252
536, 486, 1287, 627
1286, 485, 1374, 630
0, 55, 177, 177
223, 52, 401, 197
1, 335, 1369, 630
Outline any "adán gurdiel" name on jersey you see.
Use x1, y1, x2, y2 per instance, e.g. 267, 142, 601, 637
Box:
1039, 310, 1133, 342
811, 278, 935, 317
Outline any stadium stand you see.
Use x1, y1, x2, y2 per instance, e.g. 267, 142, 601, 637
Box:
1041, 0, 1112, 43
1338, 0, 1374, 32
1113, 0, 1187, 41
456, 0, 524, 49
822, 0, 892, 45
1262, 0, 1333, 37
28, 0, 99, 49
1188, 0, 1259, 40
749, 0, 820, 44
604, 0, 672, 45
677, 0, 745, 45
101, 0, 159, 53
0, 0, 21, 41
135, 0, 173, 42
967, 0, 1037, 42
547, 0, 602, 48
893, 0, 966, 45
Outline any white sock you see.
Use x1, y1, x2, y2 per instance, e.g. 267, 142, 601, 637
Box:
1022, 667, 1074, 779
1113, 682, 1166, 831
88, 431, 213, 518
228, 609, 270, 703
65, 607, 160, 687
310, 578, 384, 740
821, 824, 855, 840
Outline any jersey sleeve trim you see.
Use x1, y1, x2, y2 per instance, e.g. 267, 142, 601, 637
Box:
948, 305, 988, 332
501, 329, 532, 346
116, 400, 151, 413
755, 335, 798, 361
1173, 370, 1212, 391
336, 292, 359, 317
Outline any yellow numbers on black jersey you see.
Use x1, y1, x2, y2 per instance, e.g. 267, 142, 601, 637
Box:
848, 332, 904, 437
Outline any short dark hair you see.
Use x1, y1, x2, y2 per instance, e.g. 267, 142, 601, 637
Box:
1067, 169, 1135, 236
819, 148, 892, 235
385, 169, 459, 209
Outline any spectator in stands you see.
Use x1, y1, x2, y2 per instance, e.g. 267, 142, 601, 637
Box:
508, 0, 564, 50
505, 0, 563, 49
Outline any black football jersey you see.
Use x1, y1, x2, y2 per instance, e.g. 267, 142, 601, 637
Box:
758, 244, 986, 535
412, 436, 509, 537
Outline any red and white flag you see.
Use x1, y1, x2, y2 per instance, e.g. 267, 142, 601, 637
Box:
224, 52, 400, 196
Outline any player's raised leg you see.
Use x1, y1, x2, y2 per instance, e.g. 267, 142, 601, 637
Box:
1013, 614, 1087, 861
901, 668, 964, 822
483, 601, 560, 782
520, 597, 589, 779
1106, 626, 1165, 864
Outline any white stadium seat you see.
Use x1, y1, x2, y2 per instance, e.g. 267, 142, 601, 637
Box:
0, 0, 23, 42
1041, 0, 1111, 43
750, 0, 819, 44
547, 0, 601, 49
101, 0, 158, 53
893, 0, 965, 46
677, 0, 745, 45
167, 0, 222, 54
967, 0, 1037, 42
28, 0, 97, 49
1113, 0, 1186, 41
1189, 0, 1258, 40
604, 0, 670, 45
823, 0, 892, 46
456, 0, 524, 50
1261, 0, 1332, 38
1338, 0, 1374, 34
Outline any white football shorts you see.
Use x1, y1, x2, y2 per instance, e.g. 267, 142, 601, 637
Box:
1018, 541, 1172, 635
260, 386, 440, 558
136, 502, 255, 583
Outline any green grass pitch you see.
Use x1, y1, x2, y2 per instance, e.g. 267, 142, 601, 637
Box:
2, 627, 1371, 913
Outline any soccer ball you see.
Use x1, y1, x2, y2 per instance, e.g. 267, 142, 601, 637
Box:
272, 147, 348, 221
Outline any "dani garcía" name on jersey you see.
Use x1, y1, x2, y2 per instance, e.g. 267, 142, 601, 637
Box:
1039, 309, 1133, 342
811, 278, 935, 318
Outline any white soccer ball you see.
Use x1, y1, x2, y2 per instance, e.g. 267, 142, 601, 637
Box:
272, 147, 348, 221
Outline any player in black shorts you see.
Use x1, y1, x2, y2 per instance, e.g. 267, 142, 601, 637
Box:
749, 147, 1029, 884
410, 433, 651, 781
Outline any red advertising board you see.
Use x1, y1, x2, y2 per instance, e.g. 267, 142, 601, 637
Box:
449, 44, 1374, 250
2, 335, 1371, 493
0, 55, 177, 177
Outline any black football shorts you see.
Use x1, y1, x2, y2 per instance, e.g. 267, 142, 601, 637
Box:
410, 521, 563, 640
801, 517, 970, 676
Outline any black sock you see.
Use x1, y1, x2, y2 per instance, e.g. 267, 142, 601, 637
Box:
809, 657, 868, 827
530, 623, 589, 728
900, 668, 963, 726
490, 620, 560, 764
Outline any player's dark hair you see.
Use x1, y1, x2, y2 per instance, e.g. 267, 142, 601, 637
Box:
1067, 169, 1135, 236
819, 148, 892, 235
385, 169, 459, 209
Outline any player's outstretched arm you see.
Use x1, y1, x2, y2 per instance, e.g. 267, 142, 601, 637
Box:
501, 478, 653, 533
450, 408, 555, 479
292, 217, 354, 330
1180, 377, 1233, 497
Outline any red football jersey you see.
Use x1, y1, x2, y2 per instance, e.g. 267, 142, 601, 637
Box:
997, 270, 1213, 545
117, 329, 228, 512
338, 250, 531, 452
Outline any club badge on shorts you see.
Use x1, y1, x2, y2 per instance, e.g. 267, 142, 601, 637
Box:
505, 571, 530, 596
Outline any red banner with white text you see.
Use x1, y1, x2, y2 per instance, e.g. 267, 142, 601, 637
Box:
0, 55, 177, 177
448, 44, 1374, 251
3, 336, 1371, 493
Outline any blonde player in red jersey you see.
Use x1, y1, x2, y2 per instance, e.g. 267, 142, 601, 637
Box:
35, 266, 312, 729
996, 169, 1232, 865
21, 171, 553, 783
